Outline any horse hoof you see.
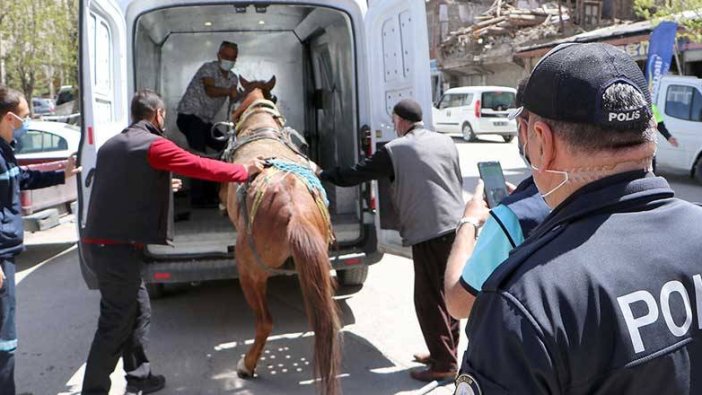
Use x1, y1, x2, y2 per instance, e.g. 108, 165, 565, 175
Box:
237, 356, 254, 379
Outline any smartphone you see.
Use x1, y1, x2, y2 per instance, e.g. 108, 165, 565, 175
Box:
477, 161, 508, 208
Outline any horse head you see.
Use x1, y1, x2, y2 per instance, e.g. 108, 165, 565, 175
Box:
232, 75, 280, 134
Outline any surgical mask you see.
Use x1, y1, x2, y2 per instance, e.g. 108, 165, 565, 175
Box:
10, 113, 30, 141
220, 60, 235, 71
523, 139, 569, 199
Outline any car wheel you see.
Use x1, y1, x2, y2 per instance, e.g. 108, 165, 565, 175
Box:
694, 156, 702, 184
462, 123, 476, 142
502, 135, 515, 143
337, 266, 369, 286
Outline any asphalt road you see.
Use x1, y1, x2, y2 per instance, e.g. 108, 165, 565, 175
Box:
12, 135, 701, 395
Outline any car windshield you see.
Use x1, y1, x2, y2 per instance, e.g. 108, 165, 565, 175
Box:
482, 91, 516, 111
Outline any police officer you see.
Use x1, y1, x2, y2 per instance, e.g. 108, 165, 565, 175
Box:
0, 86, 79, 395
318, 99, 465, 382
81, 90, 263, 394
455, 43, 702, 394
444, 79, 550, 319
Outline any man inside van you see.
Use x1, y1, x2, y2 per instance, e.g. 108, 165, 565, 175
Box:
81, 90, 264, 395
317, 99, 465, 382
176, 40, 241, 208
0, 85, 79, 395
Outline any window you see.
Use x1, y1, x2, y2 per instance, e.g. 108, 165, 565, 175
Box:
15, 131, 68, 155
665, 85, 702, 121
482, 91, 516, 110
438, 93, 470, 110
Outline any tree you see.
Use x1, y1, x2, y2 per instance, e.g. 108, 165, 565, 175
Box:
634, 0, 702, 41
0, 0, 78, 104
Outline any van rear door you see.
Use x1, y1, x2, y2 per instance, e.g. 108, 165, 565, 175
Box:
77, 0, 129, 288
365, 0, 433, 257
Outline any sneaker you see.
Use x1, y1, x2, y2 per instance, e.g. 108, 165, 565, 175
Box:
125, 374, 166, 394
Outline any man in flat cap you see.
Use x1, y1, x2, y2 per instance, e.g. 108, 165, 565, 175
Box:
455, 42, 702, 394
318, 98, 464, 381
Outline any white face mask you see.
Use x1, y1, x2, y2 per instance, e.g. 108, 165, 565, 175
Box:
220, 60, 235, 71
523, 139, 569, 199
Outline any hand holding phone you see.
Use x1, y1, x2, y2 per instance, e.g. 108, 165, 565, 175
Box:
477, 161, 508, 208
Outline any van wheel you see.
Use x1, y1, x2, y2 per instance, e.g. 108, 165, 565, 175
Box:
462, 123, 476, 142
502, 135, 514, 143
694, 157, 702, 184
337, 266, 369, 286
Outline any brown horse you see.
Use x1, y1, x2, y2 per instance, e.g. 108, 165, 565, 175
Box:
225, 76, 341, 395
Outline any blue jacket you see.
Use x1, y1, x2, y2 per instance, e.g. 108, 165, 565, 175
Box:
0, 138, 65, 258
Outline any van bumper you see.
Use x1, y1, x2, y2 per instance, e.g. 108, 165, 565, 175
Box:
141, 224, 381, 284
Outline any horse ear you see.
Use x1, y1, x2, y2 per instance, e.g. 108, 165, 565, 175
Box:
265, 76, 276, 91
240, 76, 250, 89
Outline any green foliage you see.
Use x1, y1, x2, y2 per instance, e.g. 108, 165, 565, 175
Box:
634, 0, 702, 42
0, 0, 78, 101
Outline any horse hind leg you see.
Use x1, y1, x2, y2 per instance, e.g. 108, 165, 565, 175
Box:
236, 248, 273, 379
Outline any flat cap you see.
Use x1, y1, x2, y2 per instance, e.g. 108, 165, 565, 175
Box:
393, 99, 423, 122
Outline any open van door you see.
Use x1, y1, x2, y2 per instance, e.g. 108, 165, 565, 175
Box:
78, 0, 129, 288
365, 0, 433, 258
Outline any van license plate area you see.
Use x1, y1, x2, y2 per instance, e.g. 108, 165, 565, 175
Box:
493, 121, 507, 127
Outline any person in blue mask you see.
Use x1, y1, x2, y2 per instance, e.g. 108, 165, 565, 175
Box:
0, 85, 79, 394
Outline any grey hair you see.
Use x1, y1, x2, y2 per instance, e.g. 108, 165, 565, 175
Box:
130, 89, 165, 123
540, 83, 655, 151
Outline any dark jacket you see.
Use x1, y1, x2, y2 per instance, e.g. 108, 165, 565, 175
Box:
0, 138, 65, 258
459, 171, 702, 394
83, 121, 172, 244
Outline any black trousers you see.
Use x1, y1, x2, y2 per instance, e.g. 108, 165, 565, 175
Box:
82, 244, 152, 395
176, 113, 227, 205
411, 233, 460, 372
0, 259, 16, 395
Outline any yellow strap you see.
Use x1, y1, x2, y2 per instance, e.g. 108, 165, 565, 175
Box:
236, 99, 286, 133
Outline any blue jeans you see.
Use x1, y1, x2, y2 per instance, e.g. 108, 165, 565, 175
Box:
0, 259, 16, 395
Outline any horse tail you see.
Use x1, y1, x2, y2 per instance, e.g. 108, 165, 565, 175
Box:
289, 217, 341, 395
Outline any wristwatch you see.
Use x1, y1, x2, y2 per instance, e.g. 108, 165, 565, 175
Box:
456, 217, 480, 237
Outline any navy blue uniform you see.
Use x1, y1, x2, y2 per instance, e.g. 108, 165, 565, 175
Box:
0, 138, 64, 395
458, 171, 702, 394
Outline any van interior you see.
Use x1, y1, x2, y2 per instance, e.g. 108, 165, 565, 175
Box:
133, 4, 364, 258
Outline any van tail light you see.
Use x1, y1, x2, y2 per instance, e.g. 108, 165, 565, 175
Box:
475, 100, 481, 118
370, 197, 376, 210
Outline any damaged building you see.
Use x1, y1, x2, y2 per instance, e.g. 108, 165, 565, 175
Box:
431, 0, 640, 92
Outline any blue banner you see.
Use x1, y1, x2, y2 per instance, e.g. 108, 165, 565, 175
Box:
646, 21, 678, 99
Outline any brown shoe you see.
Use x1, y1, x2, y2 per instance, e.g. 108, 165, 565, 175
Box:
409, 367, 457, 382
412, 353, 431, 364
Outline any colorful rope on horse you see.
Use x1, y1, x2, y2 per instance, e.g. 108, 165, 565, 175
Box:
245, 159, 335, 244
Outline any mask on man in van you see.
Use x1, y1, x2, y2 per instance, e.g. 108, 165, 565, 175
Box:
10, 113, 30, 141
220, 60, 235, 71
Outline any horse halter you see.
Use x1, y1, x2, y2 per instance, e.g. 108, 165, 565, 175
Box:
234, 99, 286, 135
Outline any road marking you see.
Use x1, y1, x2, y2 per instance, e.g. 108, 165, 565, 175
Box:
15, 245, 77, 285
58, 359, 126, 395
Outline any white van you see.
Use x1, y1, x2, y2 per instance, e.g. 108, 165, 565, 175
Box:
432, 86, 517, 142
77, 0, 432, 293
654, 75, 702, 183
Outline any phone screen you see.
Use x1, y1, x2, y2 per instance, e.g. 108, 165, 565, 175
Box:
478, 161, 508, 208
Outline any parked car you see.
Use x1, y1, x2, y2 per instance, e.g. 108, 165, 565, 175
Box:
32, 97, 56, 116
432, 86, 517, 142
15, 120, 80, 165
654, 75, 702, 184
14, 121, 80, 216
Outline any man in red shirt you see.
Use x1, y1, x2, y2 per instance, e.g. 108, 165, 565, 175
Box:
81, 90, 263, 395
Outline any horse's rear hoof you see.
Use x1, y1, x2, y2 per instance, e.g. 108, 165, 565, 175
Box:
237, 356, 255, 379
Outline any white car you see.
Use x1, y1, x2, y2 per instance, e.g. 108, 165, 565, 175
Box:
15, 120, 80, 165
432, 86, 518, 142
